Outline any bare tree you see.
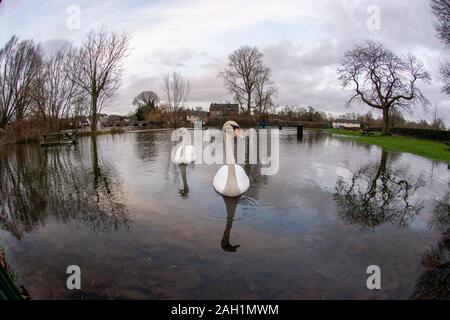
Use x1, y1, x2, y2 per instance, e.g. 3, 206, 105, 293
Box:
338, 40, 431, 135
0, 36, 42, 128
431, 0, 450, 96
219, 46, 265, 115
431, 100, 446, 130
67, 28, 129, 131
255, 66, 278, 115
162, 71, 189, 127
441, 63, 450, 96
430, 0, 450, 47
33, 45, 79, 129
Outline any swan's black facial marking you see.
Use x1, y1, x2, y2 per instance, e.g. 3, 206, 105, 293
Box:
231, 124, 240, 137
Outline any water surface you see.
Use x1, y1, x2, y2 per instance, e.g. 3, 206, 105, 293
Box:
0, 129, 448, 299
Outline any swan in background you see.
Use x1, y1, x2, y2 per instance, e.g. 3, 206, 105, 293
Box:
213, 121, 250, 197
173, 127, 196, 164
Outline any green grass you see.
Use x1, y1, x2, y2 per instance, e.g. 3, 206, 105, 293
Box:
325, 129, 450, 163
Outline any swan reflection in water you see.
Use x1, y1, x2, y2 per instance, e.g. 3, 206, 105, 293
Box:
178, 164, 189, 196
220, 196, 241, 252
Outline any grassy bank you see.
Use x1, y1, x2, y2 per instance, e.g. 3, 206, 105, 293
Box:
326, 129, 450, 163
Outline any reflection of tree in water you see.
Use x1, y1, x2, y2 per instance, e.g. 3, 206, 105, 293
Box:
334, 151, 425, 229
0, 136, 129, 239
133, 130, 157, 162
411, 191, 450, 300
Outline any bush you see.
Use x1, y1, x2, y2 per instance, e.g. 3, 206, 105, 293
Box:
0, 119, 50, 145
109, 127, 125, 134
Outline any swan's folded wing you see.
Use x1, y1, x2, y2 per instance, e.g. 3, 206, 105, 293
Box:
235, 165, 250, 193
213, 165, 228, 193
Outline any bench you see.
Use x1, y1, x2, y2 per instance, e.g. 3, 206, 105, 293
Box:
40, 130, 76, 147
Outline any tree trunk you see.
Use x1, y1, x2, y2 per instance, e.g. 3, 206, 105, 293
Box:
382, 107, 391, 135
91, 94, 98, 132
247, 92, 252, 115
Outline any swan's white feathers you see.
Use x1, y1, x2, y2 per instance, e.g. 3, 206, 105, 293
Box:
174, 145, 196, 164
235, 164, 250, 193
213, 164, 249, 197
213, 165, 228, 194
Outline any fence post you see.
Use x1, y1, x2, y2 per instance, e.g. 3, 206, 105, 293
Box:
297, 124, 303, 140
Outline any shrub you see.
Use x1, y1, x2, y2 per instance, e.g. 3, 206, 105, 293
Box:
109, 127, 125, 134
0, 119, 50, 145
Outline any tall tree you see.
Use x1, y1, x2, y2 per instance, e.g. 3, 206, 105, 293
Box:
162, 71, 189, 127
67, 28, 129, 131
338, 40, 430, 135
255, 66, 278, 115
0, 36, 42, 128
430, 0, 450, 46
430, 0, 450, 96
33, 45, 78, 128
133, 91, 159, 120
219, 46, 268, 115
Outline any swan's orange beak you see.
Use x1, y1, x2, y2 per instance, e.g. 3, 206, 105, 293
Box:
234, 128, 244, 140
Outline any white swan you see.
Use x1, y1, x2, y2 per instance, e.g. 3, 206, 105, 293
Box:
213, 121, 250, 197
173, 128, 196, 164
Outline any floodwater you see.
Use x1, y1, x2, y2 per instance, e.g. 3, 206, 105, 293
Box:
0, 129, 448, 300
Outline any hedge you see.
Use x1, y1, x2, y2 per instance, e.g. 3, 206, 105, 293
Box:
368, 126, 450, 141
391, 127, 450, 142
207, 116, 331, 129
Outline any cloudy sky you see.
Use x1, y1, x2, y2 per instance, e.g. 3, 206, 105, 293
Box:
0, 0, 448, 124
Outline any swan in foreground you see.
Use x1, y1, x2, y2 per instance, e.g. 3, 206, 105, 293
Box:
173, 127, 196, 164
213, 121, 250, 197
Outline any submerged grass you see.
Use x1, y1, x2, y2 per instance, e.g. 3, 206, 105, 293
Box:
325, 129, 450, 163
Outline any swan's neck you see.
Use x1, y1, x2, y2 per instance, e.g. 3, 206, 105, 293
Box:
181, 133, 190, 147
224, 131, 235, 165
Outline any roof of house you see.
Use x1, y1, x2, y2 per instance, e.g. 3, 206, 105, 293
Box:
209, 103, 239, 112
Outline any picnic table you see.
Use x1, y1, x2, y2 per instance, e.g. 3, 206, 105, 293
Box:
360, 128, 375, 136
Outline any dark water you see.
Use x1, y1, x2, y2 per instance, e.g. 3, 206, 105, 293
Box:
0, 129, 449, 300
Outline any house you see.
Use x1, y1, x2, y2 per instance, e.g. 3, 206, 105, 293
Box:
79, 116, 102, 130
186, 109, 208, 124
209, 103, 239, 117
332, 119, 362, 129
